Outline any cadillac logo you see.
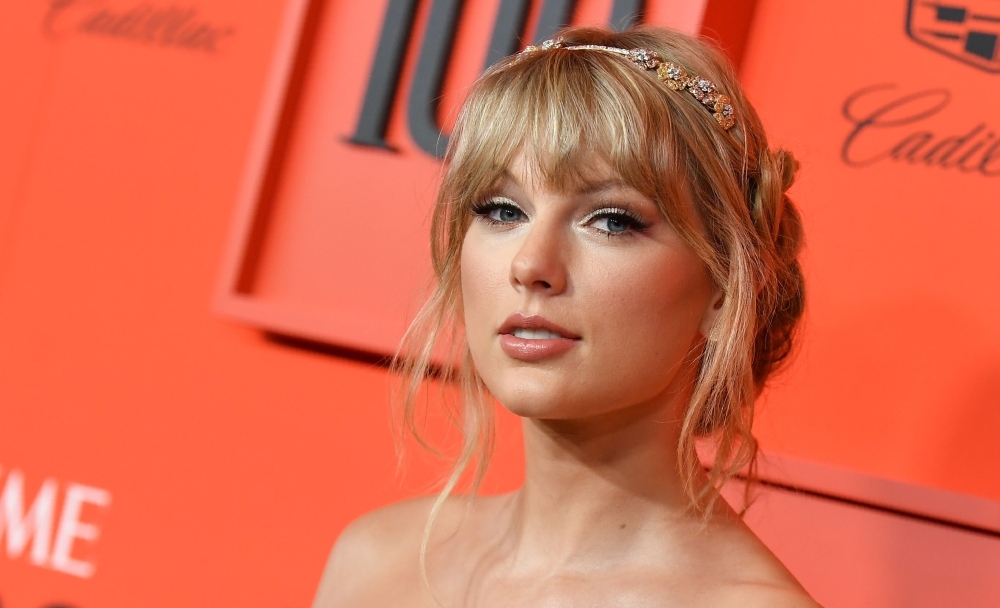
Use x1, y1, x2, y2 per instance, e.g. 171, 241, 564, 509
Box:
907, 1, 1000, 72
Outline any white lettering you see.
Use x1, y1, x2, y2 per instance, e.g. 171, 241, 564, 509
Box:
50, 483, 112, 578
0, 468, 58, 566
0, 466, 112, 578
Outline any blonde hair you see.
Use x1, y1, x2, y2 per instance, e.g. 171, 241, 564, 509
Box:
391, 26, 804, 538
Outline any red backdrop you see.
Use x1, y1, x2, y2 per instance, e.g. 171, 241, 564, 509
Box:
1, 0, 998, 606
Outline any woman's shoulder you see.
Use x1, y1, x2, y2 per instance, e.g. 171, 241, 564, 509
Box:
689, 513, 822, 608
333, 495, 438, 554
310, 494, 479, 608
707, 582, 821, 608
311, 496, 434, 607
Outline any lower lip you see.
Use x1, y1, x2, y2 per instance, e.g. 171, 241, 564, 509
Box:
499, 334, 579, 361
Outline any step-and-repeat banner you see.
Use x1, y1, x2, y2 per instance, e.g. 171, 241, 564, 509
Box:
0, 0, 997, 605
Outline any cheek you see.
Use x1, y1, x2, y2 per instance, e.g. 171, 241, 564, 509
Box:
460, 230, 509, 353
580, 249, 712, 398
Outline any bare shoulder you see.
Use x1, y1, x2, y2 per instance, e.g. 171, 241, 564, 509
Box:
713, 582, 822, 608
310, 495, 473, 608
698, 513, 822, 608
311, 497, 432, 607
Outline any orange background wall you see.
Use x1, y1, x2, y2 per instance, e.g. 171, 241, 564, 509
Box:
1, 2, 402, 604
1, 0, 997, 606
743, 0, 1000, 499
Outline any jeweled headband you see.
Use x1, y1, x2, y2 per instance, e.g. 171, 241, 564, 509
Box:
517, 37, 737, 131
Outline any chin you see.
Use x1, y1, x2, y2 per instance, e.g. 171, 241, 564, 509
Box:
487, 372, 581, 419
492, 377, 618, 421
499, 400, 581, 420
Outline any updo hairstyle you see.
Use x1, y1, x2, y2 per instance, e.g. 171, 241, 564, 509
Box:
392, 25, 805, 512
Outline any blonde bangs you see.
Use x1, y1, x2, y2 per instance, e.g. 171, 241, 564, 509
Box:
442, 47, 693, 221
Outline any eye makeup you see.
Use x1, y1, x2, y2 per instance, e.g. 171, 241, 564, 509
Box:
471, 196, 526, 228
470, 193, 655, 238
580, 206, 650, 237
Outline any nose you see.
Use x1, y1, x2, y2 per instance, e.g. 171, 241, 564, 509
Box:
509, 218, 568, 295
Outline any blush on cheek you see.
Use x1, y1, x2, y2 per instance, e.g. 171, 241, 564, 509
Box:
460, 231, 509, 373
578, 253, 713, 405
460, 249, 483, 347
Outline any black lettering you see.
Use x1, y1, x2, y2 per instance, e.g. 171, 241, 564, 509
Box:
408, 0, 577, 157
43, 2, 233, 53
533, 0, 576, 43
137, 10, 171, 42
610, 0, 645, 31
148, 9, 189, 44
841, 84, 999, 178
349, 0, 420, 150
108, 6, 152, 39
923, 123, 985, 167
957, 132, 995, 172
407, 0, 465, 157
483, 0, 531, 69
891, 132, 934, 162
159, 9, 198, 45
841, 84, 950, 167
980, 140, 1000, 176
177, 24, 215, 51
354, 0, 633, 156
79, 9, 113, 34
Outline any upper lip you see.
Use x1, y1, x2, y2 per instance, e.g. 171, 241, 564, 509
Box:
498, 312, 581, 339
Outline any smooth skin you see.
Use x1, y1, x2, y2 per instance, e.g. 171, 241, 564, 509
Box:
314, 150, 820, 607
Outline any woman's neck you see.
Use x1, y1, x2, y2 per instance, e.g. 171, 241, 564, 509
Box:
502, 381, 700, 571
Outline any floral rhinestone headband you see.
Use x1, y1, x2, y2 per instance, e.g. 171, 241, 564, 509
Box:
518, 37, 737, 131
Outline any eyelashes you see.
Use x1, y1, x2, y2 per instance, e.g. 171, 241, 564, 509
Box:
471, 196, 650, 238
581, 206, 650, 236
470, 197, 525, 227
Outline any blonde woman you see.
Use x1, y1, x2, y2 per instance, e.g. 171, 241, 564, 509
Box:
314, 26, 818, 607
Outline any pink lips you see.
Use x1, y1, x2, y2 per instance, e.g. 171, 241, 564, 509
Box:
498, 312, 580, 362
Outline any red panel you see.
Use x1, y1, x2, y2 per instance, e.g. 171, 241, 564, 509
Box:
741, 0, 1000, 502
1, 0, 997, 604
213, 0, 740, 356
735, 480, 1000, 607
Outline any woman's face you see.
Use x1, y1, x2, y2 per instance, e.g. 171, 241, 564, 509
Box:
461, 149, 721, 420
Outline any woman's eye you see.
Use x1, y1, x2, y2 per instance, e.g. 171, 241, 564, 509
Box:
491, 205, 524, 223
587, 209, 647, 236
473, 198, 526, 226
592, 215, 632, 234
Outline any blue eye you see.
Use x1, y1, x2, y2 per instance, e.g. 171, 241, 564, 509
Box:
593, 215, 631, 234
491, 206, 523, 223
472, 197, 526, 226
586, 208, 648, 237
